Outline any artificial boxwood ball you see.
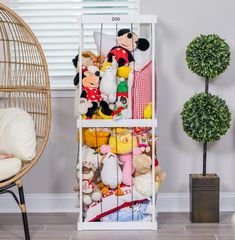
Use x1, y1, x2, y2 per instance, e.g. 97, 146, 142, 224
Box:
186, 34, 230, 78
181, 93, 231, 143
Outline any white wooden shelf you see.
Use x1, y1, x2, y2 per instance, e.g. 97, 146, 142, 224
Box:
77, 14, 158, 230
77, 119, 158, 128
78, 222, 157, 231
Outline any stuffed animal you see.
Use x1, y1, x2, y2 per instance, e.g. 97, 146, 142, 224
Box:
76, 69, 113, 119
136, 133, 151, 155
99, 58, 117, 104
74, 145, 102, 206
100, 145, 124, 196
112, 80, 131, 120
144, 102, 152, 119
108, 129, 139, 186
105, 29, 150, 69
133, 153, 152, 177
155, 162, 166, 192
134, 158, 166, 197
72, 54, 112, 119
82, 145, 102, 170
109, 128, 138, 154
118, 147, 142, 186
81, 128, 110, 151
135, 131, 159, 157
72, 52, 105, 85
78, 166, 102, 206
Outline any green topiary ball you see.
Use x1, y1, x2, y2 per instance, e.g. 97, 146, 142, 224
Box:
181, 93, 231, 143
186, 34, 230, 78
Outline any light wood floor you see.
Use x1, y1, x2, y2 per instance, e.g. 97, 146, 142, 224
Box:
0, 212, 234, 240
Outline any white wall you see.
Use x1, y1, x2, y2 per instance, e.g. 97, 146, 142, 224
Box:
141, 0, 235, 193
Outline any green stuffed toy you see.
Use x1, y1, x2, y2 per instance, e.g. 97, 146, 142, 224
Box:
112, 80, 128, 119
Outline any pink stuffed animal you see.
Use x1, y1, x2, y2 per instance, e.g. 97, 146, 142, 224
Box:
118, 147, 142, 186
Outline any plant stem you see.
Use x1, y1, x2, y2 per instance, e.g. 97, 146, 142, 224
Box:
203, 142, 207, 176
202, 76, 209, 176
205, 77, 209, 94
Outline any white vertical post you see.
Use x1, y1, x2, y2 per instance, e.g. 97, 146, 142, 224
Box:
151, 20, 157, 230
78, 16, 83, 231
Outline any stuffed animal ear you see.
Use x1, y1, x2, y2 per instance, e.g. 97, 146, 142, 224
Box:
118, 29, 130, 37
72, 55, 78, 68
137, 38, 150, 51
73, 72, 79, 86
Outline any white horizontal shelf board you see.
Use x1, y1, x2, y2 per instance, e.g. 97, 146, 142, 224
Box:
77, 119, 157, 128
79, 222, 157, 230
79, 15, 158, 24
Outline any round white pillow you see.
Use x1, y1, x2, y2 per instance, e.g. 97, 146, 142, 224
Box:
0, 108, 36, 161
0, 158, 22, 181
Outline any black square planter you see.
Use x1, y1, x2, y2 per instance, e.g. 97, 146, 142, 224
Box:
189, 174, 220, 223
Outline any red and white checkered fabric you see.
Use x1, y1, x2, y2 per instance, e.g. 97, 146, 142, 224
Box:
132, 61, 154, 119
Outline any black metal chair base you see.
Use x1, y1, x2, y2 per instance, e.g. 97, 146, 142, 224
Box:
0, 181, 30, 240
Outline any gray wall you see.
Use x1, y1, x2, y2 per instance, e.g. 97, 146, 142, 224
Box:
141, 0, 235, 193
24, 97, 78, 194
22, 0, 235, 194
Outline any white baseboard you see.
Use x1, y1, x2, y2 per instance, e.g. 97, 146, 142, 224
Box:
0, 194, 79, 213
0, 193, 235, 213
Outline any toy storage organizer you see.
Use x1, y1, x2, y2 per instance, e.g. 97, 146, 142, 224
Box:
76, 15, 158, 230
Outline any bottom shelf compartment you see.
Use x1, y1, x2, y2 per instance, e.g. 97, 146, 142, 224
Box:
75, 126, 163, 228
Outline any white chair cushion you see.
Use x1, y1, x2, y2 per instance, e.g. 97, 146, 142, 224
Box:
0, 158, 22, 181
0, 108, 36, 161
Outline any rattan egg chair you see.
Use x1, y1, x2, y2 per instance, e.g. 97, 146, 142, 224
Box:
0, 3, 51, 240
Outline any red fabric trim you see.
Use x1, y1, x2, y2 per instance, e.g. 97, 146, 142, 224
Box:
88, 199, 148, 222
117, 92, 128, 97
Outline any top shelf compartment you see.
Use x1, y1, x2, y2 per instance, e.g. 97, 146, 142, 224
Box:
77, 119, 157, 128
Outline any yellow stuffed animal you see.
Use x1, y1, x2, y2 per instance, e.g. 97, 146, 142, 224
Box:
101, 61, 131, 79
144, 102, 152, 119
80, 128, 111, 150
117, 66, 131, 79
109, 128, 138, 154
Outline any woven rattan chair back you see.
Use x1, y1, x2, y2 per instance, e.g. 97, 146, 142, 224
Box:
0, 3, 51, 188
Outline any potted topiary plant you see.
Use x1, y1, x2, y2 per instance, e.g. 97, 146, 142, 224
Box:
181, 34, 232, 223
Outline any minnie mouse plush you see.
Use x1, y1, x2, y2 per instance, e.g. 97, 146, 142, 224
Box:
107, 29, 150, 68
72, 58, 112, 119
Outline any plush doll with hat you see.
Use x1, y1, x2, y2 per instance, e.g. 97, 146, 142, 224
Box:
112, 80, 130, 119
74, 166, 102, 206
74, 145, 102, 206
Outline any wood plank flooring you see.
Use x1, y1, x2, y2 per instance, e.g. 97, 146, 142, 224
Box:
0, 212, 234, 240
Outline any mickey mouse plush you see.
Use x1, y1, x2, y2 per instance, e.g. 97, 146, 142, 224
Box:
107, 29, 150, 68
